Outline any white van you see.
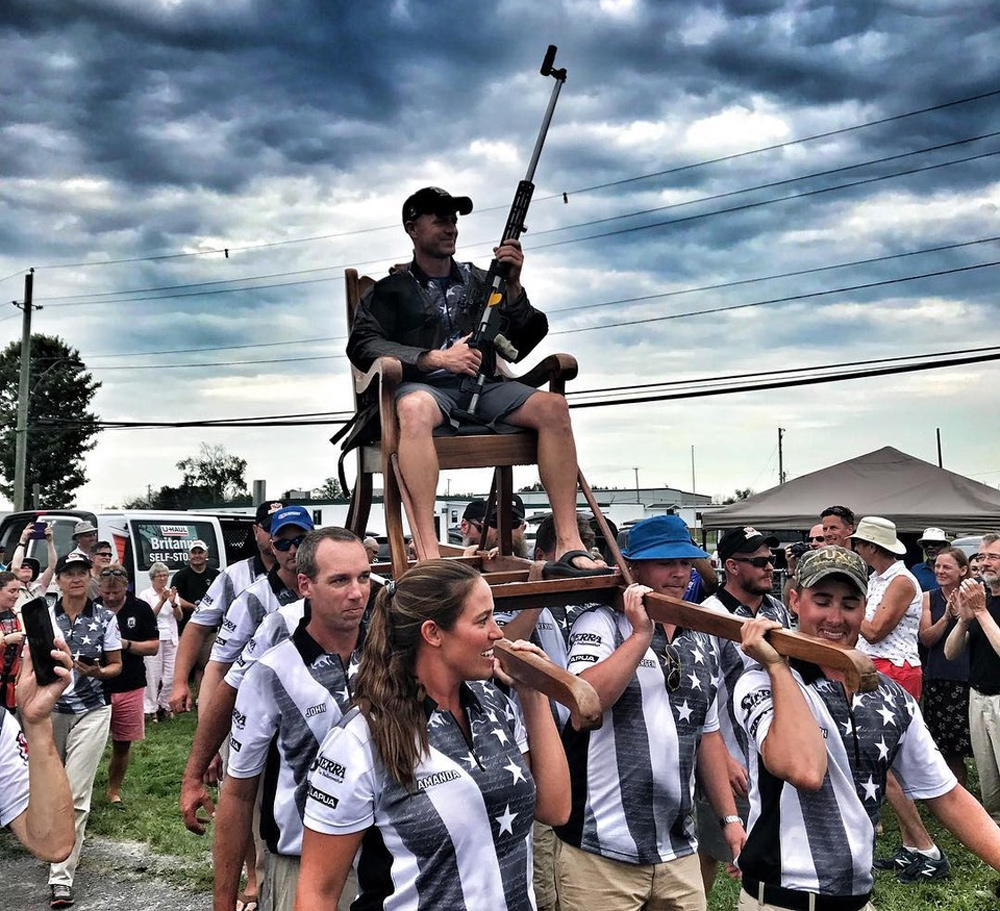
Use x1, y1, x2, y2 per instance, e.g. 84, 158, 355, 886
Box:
0, 509, 256, 597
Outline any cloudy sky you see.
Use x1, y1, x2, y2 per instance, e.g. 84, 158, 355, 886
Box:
2, 0, 999, 515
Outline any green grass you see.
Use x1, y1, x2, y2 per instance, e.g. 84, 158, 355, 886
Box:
708, 763, 1000, 911
87, 710, 215, 892
78, 714, 1000, 907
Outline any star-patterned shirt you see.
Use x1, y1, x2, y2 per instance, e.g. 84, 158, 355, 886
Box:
52, 599, 121, 714
304, 681, 535, 911
735, 661, 955, 898
557, 606, 721, 865
226, 613, 365, 856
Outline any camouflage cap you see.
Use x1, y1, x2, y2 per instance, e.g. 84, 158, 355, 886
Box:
794, 545, 868, 596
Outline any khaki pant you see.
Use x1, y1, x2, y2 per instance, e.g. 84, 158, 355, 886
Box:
261, 851, 300, 911
970, 688, 1000, 822
737, 886, 874, 911
49, 706, 112, 887
534, 822, 559, 911
555, 839, 705, 911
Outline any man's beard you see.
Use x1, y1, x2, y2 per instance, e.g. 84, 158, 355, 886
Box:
984, 570, 1000, 590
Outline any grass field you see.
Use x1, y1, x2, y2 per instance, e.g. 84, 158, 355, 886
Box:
84, 712, 1000, 909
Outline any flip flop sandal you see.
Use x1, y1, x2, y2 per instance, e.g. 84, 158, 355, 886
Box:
541, 549, 614, 580
236, 894, 259, 911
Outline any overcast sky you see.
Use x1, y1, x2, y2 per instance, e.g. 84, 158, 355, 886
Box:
2, 0, 999, 515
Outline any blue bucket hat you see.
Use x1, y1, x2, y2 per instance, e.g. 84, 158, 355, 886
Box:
622, 515, 708, 561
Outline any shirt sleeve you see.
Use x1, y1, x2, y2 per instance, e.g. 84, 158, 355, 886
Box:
191, 568, 234, 628
732, 667, 776, 749
303, 722, 377, 836
892, 697, 958, 800
225, 663, 278, 779
566, 607, 617, 675
224, 610, 288, 690
211, 589, 263, 664
0, 714, 29, 828
102, 613, 122, 651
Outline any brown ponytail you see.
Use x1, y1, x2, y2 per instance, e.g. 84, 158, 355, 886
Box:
354, 559, 479, 788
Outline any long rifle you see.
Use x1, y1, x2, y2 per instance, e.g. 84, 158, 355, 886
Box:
454, 46, 567, 420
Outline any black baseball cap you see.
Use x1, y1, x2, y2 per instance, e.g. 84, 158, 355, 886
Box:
402, 187, 473, 224
255, 500, 286, 531
463, 495, 526, 526
55, 552, 92, 575
718, 526, 780, 563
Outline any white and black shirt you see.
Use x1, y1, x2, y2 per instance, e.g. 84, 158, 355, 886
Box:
304, 682, 535, 911
224, 599, 307, 692
226, 616, 365, 856
190, 552, 269, 630
735, 662, 955, 899
0, 710, 29, 828
210, 567, 299, 665
702, 590, 791, 767
557, 606, 721, 865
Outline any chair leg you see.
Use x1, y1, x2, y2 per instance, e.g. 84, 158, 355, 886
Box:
496, 466, 515, 556
384, 454, 410, 579
578, 470, 630, 578
345, 452, 373, 538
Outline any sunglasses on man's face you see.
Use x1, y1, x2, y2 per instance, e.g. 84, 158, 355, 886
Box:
807, 536, 825, 543
94, 552, 113, 559
731, 555, 775, 569
272, 534, 306, 552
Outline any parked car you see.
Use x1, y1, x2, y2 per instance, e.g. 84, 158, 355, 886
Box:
952, 535, 984, 558
0, 509, 257, 598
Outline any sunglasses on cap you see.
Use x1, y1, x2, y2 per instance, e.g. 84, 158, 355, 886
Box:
730, 555, 775, 569
272, 534, 306, 552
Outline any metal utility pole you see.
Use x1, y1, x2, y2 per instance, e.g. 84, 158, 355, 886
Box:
13, 270, 34, 511
778, 427, 786, 485
633, 467, 640, 503
936, 428, 943, 468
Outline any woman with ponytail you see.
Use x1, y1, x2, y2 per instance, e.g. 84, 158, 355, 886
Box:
295, 559, 569, 910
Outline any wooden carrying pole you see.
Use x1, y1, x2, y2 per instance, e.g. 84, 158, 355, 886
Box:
493, 638, 603, 731
641, 591, 878, 693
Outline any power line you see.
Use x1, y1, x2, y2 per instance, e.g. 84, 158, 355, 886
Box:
19, 87, 1000, 274
34, 133, 1000, 309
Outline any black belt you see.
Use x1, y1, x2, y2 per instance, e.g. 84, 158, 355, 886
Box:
973, 686, 1000, 697
742, 879, 870, 911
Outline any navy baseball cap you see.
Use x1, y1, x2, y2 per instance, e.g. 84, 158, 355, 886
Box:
402, 187, 473, 224
269, 505, 314, 536
255, 500, 286, 531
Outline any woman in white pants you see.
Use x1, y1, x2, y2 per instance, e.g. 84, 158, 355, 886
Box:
138, 562, 181, 720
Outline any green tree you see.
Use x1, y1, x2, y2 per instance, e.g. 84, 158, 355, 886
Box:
175, 443, 249, 502
317, 477, 344, 499
0, 334, 101, 507
720, 487, 755, 505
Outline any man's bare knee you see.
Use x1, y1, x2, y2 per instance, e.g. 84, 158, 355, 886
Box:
397, 392, 444, 434
512, 391, 571, 433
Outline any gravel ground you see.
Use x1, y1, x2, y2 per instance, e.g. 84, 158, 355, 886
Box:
0, 832, 211, 911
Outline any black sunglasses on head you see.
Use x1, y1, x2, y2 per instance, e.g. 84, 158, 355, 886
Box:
272, 534, 306, 552
100, 568, 127, 578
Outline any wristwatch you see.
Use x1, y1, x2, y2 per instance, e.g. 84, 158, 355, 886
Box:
720, 814, 743, 827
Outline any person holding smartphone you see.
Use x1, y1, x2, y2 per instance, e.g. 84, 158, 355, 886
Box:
2, 632, 75, 864
9, 521, 58, 611
47, 551, 122, 909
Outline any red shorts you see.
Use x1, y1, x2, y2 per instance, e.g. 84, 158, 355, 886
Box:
872, 658, 922, 700
110, 688, 146, 742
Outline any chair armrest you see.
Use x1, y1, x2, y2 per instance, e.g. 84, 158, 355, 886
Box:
518, 353, 578, 392
353, 356, 403, 395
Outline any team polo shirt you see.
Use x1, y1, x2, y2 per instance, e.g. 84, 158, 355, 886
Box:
557, 606, 721, 865
304, 682, 535, 911
210, 567, 298, 665
52, 599, 121, 714
0, 710, 29, 827
734, 661, 955, 898
701, 590, 790, 767
190, 553, 268, 629
226, 617, 365, 856
224, 599, 307, 691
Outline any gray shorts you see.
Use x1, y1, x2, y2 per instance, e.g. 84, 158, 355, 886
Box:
396, 375, 536, 433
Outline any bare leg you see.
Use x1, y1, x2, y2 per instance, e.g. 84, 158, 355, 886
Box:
886, 772, 934, 850
106, 740, 132, 803
396, 392, 446, 559
508, 392, 603, 570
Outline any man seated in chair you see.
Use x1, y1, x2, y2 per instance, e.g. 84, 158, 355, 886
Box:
347, 185, 604, 575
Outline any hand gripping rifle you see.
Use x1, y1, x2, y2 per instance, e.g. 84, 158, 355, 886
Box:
454, 45, 567, 421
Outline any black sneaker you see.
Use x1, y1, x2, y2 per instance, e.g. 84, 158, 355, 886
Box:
49, 884, 74, 908
873, 846, 918, 871
896, 849, 951, 883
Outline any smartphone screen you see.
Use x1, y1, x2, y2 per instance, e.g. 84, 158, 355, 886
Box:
76, 654, 100, 667
20, 598, 60, 687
